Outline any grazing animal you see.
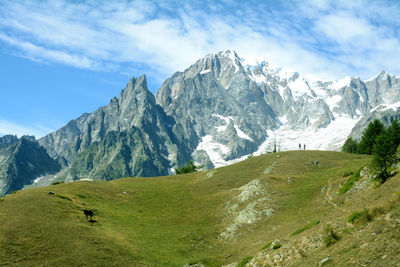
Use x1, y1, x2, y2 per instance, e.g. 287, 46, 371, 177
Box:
83, 209, 94, 220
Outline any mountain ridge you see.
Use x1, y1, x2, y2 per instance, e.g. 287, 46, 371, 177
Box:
1, 50, 400, 194
0, 135, 61, 195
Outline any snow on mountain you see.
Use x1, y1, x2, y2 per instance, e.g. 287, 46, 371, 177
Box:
370, 101, 400, 113
156, 49, 400, 169
200, 69, 211, 75
329, 77, 352, 90
267, 114, 361, 151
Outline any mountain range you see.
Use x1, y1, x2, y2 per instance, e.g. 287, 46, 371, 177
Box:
1, 50, 400, 196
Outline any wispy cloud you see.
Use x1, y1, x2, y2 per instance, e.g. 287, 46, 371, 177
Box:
0, 0, 399, 82
0, 119, 54, 138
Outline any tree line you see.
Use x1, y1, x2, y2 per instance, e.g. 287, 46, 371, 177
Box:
342, 119, 400, 182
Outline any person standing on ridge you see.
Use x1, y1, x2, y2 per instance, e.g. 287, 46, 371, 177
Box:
299, 143, 301, 149
304, 144, 306, 150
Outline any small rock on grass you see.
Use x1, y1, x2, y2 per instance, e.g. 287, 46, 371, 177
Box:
319, 257, 330, 266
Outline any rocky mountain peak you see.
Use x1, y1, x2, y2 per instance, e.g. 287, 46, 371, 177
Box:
119, 75, 154, 105
0, 135, 18, 147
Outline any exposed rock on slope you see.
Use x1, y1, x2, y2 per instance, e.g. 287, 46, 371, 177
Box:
0, 135, 18, 147
39, 75, 191, 180
0, 136, 60, 196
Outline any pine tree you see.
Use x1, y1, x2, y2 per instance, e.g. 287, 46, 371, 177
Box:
388, 119, 400, 150
372, 130, 395, 182
358, 120, 384, 155
175, 161, 198, 174
342, 137, 358, 153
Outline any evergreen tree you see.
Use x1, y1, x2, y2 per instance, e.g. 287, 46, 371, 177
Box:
372, 130, 396, 182
174, 161, 198, 174
388, 119, 400, 150
342, 137, 358, 153
358, 120, 384, 155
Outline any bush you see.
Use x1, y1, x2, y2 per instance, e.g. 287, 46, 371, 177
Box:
272, 243, 281, 250
323, 225, 340, 247
260, 241, 272, 251
348, 208, 372, 224
339, 168, 362, 195
237, 256, 253, 267
51, 181, 65, 185
290, 220, 320, 236
175, 161, 200, 174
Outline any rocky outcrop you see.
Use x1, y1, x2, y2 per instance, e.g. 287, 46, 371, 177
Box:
0, 136, 60, 196
0, 135, 18, 147
38, 75, 191, 180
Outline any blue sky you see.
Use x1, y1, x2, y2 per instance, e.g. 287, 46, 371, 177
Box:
1, 0, 400, 138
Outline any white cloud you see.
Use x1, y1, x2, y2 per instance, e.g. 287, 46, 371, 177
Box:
0, 119, 54, 138
0, 33, 97, 69
0, 0, 400, 82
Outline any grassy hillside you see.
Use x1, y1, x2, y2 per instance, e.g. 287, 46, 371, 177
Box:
2, 150, 396, 266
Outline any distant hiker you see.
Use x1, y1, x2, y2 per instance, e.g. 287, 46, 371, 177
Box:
299, 143, 301, 149
304, 144, 306, 150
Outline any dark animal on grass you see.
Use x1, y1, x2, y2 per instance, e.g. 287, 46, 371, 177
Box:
83, 209, 94, 220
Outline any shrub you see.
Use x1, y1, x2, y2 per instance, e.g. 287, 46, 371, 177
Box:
339, 168, 362, 195
290, 220, 320, 236
237, 256, 253, 267
260, 241, 272, 251
51, 181, 65, 185
175, 161, 200, 174
323, 225, 340, 247
272, 243, 281, 250
348, 208, 372, 224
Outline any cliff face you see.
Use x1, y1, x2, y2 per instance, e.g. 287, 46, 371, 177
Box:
38, 75, 191, 180
0, 136, 60, 196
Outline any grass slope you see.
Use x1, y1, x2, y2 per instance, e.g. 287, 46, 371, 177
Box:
0, 151, 371, 266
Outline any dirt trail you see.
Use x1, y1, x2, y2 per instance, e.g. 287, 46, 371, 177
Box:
325, 183, 337, 209
324, 178, 351, 214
